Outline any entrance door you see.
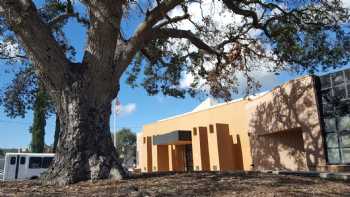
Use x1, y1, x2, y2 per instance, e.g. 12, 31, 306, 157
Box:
185, 144, 193, 172
5, 155, 18, 180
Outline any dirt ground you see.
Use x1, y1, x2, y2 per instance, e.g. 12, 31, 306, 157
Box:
0, 172, 349, 197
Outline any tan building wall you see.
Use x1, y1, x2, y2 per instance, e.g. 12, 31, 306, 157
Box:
138, 98, 252, 172
247, 76, 326, 170
136, 75, 327, 173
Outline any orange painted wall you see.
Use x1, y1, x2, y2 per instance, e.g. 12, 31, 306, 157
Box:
157, 145, 169, 171
138, 97, 252, 172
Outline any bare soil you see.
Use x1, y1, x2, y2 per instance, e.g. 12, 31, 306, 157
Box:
0, 172, 349, 197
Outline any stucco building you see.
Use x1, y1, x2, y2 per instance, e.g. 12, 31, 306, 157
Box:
136, 69, 350, 173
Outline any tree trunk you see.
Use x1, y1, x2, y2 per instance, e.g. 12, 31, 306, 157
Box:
42, 80, 126, 185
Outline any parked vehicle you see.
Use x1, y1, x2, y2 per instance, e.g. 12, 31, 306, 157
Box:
2, 153, 54, 181
0, 158, 4, 180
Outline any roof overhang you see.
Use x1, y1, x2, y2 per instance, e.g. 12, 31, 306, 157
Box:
153, 130, 192, 145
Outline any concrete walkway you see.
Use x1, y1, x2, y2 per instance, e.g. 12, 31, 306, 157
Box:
263, 170, 350, 181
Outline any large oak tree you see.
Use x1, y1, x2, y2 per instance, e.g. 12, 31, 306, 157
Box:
0, 0, 349, 185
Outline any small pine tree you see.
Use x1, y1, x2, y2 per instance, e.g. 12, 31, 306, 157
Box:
30, 83, 48, 153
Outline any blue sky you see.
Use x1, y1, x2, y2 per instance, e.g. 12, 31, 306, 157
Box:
0, 1, 349, 149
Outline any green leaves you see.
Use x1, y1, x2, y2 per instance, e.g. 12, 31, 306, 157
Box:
114, 128, 136, 166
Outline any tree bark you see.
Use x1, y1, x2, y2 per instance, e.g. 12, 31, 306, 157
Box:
42, 74, 126, 185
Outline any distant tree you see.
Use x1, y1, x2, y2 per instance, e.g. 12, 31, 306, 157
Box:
1, 65, 60, 153
0, 149, 4, 157
29, 82, 49, 153
114, 128, 136, 168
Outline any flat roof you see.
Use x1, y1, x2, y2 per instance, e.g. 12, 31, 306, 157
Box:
156, 91, 269, 123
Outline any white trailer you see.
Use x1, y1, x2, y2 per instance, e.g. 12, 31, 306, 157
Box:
2, 153, 55, 181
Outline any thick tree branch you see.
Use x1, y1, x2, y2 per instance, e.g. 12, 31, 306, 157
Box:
155, 28, 220, 55
0, 0, 70, 89
154, 13, 190, 28
48, 12, 89, 27
115, 0, 184, 77
80, 0, 123, 85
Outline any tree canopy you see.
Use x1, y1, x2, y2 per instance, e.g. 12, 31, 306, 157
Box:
0, 0, 349, 101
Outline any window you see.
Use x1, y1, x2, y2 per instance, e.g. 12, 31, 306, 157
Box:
193, 128, 197, 136
42, 157, 53, 168
326, 133, 339, 148
322, 104, 334, 116
20, 157, 26, 165
338, 116, 350, 131
327, 148, 341, 163
334, 85, 346, 100
321, 89, 333, 102
346, 70, 350, 81
319, 69, 350, 164
324, 118, 337, 132
340, 133, 350, 147
332, 72, 344, 86
143, 137, 146, 144
341, 148, 350, 163
209, 125, 214, 133
320, 75, 331, 89
29, 157, 42, 169
10, 157, 16, 165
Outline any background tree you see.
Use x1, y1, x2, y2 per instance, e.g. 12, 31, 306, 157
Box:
0, 149, 4, 157
114, 128, 136, 169
0, 66, 57, 153
29, 82, 49, 153
0, 0, 349, 185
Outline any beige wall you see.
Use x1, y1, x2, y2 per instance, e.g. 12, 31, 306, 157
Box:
247, 76, 326, 170
137, 75, 327, 173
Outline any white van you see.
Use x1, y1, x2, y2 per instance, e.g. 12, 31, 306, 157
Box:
2, 153, 55, 181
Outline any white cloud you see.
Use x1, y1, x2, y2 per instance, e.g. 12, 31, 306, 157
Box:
0, 40, 20, 58
179, 67, 277, 94
342, 0, 350, 8
168, 0, 278, 96
116, 103, 137, 116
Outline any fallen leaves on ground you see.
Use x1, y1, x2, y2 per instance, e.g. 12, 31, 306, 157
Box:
0, 172, 349, 197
